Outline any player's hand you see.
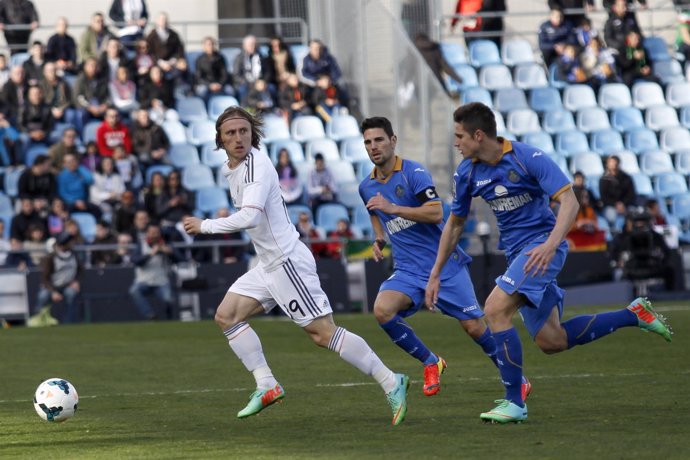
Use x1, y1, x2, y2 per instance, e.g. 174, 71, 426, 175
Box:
523, 242, 557, 277
372, 239, 385, 261
51, 291, 63, 302
183, 216, 203, 235
424, 274, 441, 311
366, 192, 397, 215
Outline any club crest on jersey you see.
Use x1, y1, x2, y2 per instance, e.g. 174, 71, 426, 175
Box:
508, 169, 520, 183
494, 185, 508, 197
395, 185, 404, 197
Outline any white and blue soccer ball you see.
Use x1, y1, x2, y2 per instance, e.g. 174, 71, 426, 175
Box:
33, 378, 79, 422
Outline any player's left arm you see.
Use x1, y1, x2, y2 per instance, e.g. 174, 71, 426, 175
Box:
369, 214, 387, 262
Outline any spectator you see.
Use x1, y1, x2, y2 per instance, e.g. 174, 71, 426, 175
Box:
45, 17, 77, 75
139, 65, 174, 121
413, 32, 464, 95
112, 144, 141, 190
56, 152, 100, 218
131, 109, 169, 166
18, 153, 56, 209
109, 64, 138, 113
0, 54, 9, 87
109, 0, 149, 49
194, 36, 232, 101
39, 62, 75, 127
113, 231, 133, 265
276, 148, 303, 204
22, 40, 44, 86
539, 8, 576, 67
35, 231, 81, 323
143, 170, 166, 217
73, 57, 109, 131
549, 0, 594, 26
90, 156, 125, 217
131, 38, 154, 86
646, 199, 667, 226
567, 189, 606, 250
247, 78, 275, 115
603, 0, 647, 9
0, 112, 20, 167
10, 198, 46, 243
295, 210, 328, 258
156, 169, 192, 227
676, 10, 690, 62
604, 0, 642, 53
617, 30, 657, 86
23, 222, 47, 266
4, 238, 33, 269
451, 0, 507, 48
90, 219, 119, 267
266, 35, 295, 88
1, 65, 27, 125
145, 12, 187, 81
600, 155, 636, 230
575, 16, 598, 49
128, 207, 149, 243
112, 190, 138, 236
301, 39, 344, 92
308, 152, 338, 215
572, 171, 600, 211
98, 37, 129, 83
279, 72, 311, 122
557, 44, 587, 83
129, 223, 182, 320
232, 34, 267, 105
0, 0, 39, 55
78, 140, 98, 173
96, 107, 132, 157
46, 197, 68, 236
0, 219, 11, 266
450, 0, 482, 40
326, 218, 355, 259
63, 217, 87, 248
311, 74, 342, 123
20, 84, 53, 147
192, 207, 247, 264
580, 37, 618, 88
78, 12, 114, 63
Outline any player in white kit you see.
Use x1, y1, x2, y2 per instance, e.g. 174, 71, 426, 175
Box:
183, 107, 410, 425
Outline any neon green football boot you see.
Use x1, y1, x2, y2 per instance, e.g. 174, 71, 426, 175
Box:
627, 297, 673, 342
386, 373, 410, 426
480, 399, 528, 424
237, 384, 285, 419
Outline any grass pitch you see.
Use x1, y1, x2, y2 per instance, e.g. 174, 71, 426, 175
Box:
1, 303, 689, 459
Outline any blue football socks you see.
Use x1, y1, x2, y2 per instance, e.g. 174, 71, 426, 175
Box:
380, 315, 437, 365
474, 327, 499, 367
493, 327, 524, 407
562, 308, 637, 349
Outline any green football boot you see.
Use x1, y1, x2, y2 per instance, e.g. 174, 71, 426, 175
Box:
386, 373, 410, 426
237, 384, 285, 419
480, 399, 528, 424
627, 297, 673, 342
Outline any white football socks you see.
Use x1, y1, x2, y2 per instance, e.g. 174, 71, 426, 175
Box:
224, 322, 277, 390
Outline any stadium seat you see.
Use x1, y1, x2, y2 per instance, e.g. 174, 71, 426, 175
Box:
0, 193, 13, 214
675, 149, 690, 174
70, 212, 97, 243
291, 115, 326, 142
200, 142, 228, 168
528, 86, 562, 113
478, 64, 514, 90
185, 51, 203, 74
555, 130, 590, 157
643, 36, 671, 62
590, 129, 624, 156
569, 152, 604, 176
262, 114, 291, 144
653, 59, 684, 85
460, 87, 493, 107
441, 42, 468, 66
23, 144, 48, 166
328, 160, 357, 185
665, 81, 690, 108
220, 47, 241, 69
631, 173, 654, 196
186, 120, 217, 146
448, 64, 478, 91
645, 105, 679, 131
82, 120, 101, 144
287, 204, 312, 225
315, 202, 350, 233
598, 83, 632, 110
10, 52, 29, 68
654, 172, 688, 197
563, 84, 597, 112
632, 82, 665, 109
542, 109, 576, 134
586, 175, 602, 200
610, 107, 645, 133
616, 150, 641, 175
216, 166, 229, 189
576, 107, 611, 133
506, 109, 540, 136
340, 136, 369, 162
337, 181, 363, 209
640, 150, 674, 175
162, 120, 188, 144
305, 138, 340, 162
547, 153, 568, 174
469, 39, 501, 67
269, 139, 305, 164
195, 186, 230, 217
513, 63, 547, 89
145, 164, 174, 184
660, 126, 690, 153
521, 132, 554, 154
351, 204, 373, 237
493, 88, 528, 114
680, 106, 690, 129
169, 143, 200, 168
501, 39, 535, 66
547, 63, 568, 89
207, 95, 239, 121
326, 114, 361, 142
176, 96, 208, 124
353, 159, 375, 182
669, 192, 690, 223
181, 164, 215, 191
493, 110, 506, 133
625, 128, 659, 154
3, 167, 24, 197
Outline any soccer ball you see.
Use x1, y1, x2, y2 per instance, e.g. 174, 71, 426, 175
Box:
33, 378, 79, 422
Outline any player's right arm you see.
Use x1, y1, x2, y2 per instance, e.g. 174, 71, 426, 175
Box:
424, 214, 466, 308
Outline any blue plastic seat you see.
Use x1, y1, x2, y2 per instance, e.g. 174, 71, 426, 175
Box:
460, 87, 493, 107
340, 136, 369, 162
586, 175, 602, 200
501, 39, 535, 66
548, 63, 568, 89
195, 186, 231, 217
528, 86, 562, 113
220, 47, 241, 69
469, 39, 501, 67
176, 96, 208, 124
290, 115, 326, 142
326, 114, 361, 142
506, 109, 540, 136
617, 150, 641, 175
145, 164, 174, 184
590, 129, 624, 156
643, 36, 671, 62
675, 149, 690, 174
447, 64, 478, 92
185, 51, 203, 74
493, 110, 507, 133
269, 139, 305, 164
576, 107, 611, 133
315, 202, 350, 233
328, 160, 357, 185
569, 152, 604, 176
542, 109, 576, 134
478, 64, 513, 90
556, 130, 590, 157
161, 120, 188, 145
441, 42, 468, 66
169, 143, 200, 168
669, 192, 690, 220
645, 105, 680, 131
598, 83, 632, 110
680, 106, 690, 129
610, 107, 644, 133
10, 52, 29, 68
286, 204, 312, 225
665, 81, 690, 108
563, 84, 597, 112
351, 204, 373, 237
23, 144, 49, 166
660, 126, 690, 153
262, 114, 291, 144
305, 138, 340, 162
640, 150, 674, 175
0, 193, 13, 214
201, 142, 228, 168
337, 181, 363, 210
70, 212, 97, 243
207, 95, 240, 120
353, 159, 375, 182
653, 59, 684, 85
186, 120, 216, 146
3, 167, 23, 197
547, 153, 569, 175
216, 166, 229, 189
181, 164, 215, 191
631, 173, 654, 196
514, 63, 547, 89
632, 82, 665, 109
654, 172, 688, 197
493, 88, 528, 114
625, 128, 659, 154
521, 132, 554, 154
82, 120, 101, 144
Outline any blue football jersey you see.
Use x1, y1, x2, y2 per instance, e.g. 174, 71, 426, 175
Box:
451, 139, 571, 257
359, 156, 471, 279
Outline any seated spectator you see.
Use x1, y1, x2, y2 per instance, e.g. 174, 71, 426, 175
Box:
109, 64, 138, 114
80, 141, 101, 172
18, 154, 56, 212
539, 8, 575, 67
618, 31, 658, 86
131, 109, 169, 166
39, 62, 75, 126
139, 65, 175, 122
567, 189, 607, 250
279, 73, 311, 123
96, 107, 132, 157
0, 112, 20, 167
413, 32, 464, 95
1, 66, 27, 125
311, 74, 343, 123
90, 156, 125, 217
194, 36, 233, 101
0, 0, 39, 55
44, 17, 77, 75
580, 37, 618, 88
109, 0, 149, 49
4, 238, 33, 269
48, 126, 79, 172
308, 152, 338, 215
295, 210, 328, 258
128, 208, 149, 243
156, 169, 192, 227
247, 78, 275, 115
275, 148, 303, 204
600, 155, 636, 230
192, 207, 247, 264
326, 218, 355, 259
604, 0, 643, 52
10, 198, 46, 243
301, 39, 349, 106
646, 199, 667, 226
35, 231, 82, 323
0, 54, 9, 87
232, 34, 268, 105
450, 0, 483, 42
266, 35, 295, 89
78, 12, 114, 63
557, 44, 587, 83
64, 217, 87, 247
143, 171, 166, 217
90, 219, 119, 267
575, 16, 598, 49
113, 231, 133, 265
20, 85, 53, 147
22, 41, 45, 86
73, 57, 110, 131
132, 38, 155, 87
46, 197, 69, 237
145, 12, 187, 85
24, 222, 47, 266
112, 190, 138, 236
56, 152, 101, 218
0, 219, 11, 266
572, 171, 600, 212
98, 37, 130, 83
112, 144, 141, 190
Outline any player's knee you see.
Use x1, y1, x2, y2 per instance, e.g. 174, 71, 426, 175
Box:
535, 335, 567, 354
306, 329, 330, 348
461, 319, 486, 339
214, 306, 240, 330
373, 302, 395, 323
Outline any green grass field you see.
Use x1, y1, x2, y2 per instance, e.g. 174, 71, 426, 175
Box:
1, 303, 689, 459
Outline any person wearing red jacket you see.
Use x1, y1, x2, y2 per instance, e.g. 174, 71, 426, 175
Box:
96, 106, 132, 156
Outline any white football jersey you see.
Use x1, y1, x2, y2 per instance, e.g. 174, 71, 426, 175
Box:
220, 148, 301, 271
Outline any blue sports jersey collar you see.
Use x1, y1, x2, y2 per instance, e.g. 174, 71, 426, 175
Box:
472, 138, 512, 166
370, 155, 403, 183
